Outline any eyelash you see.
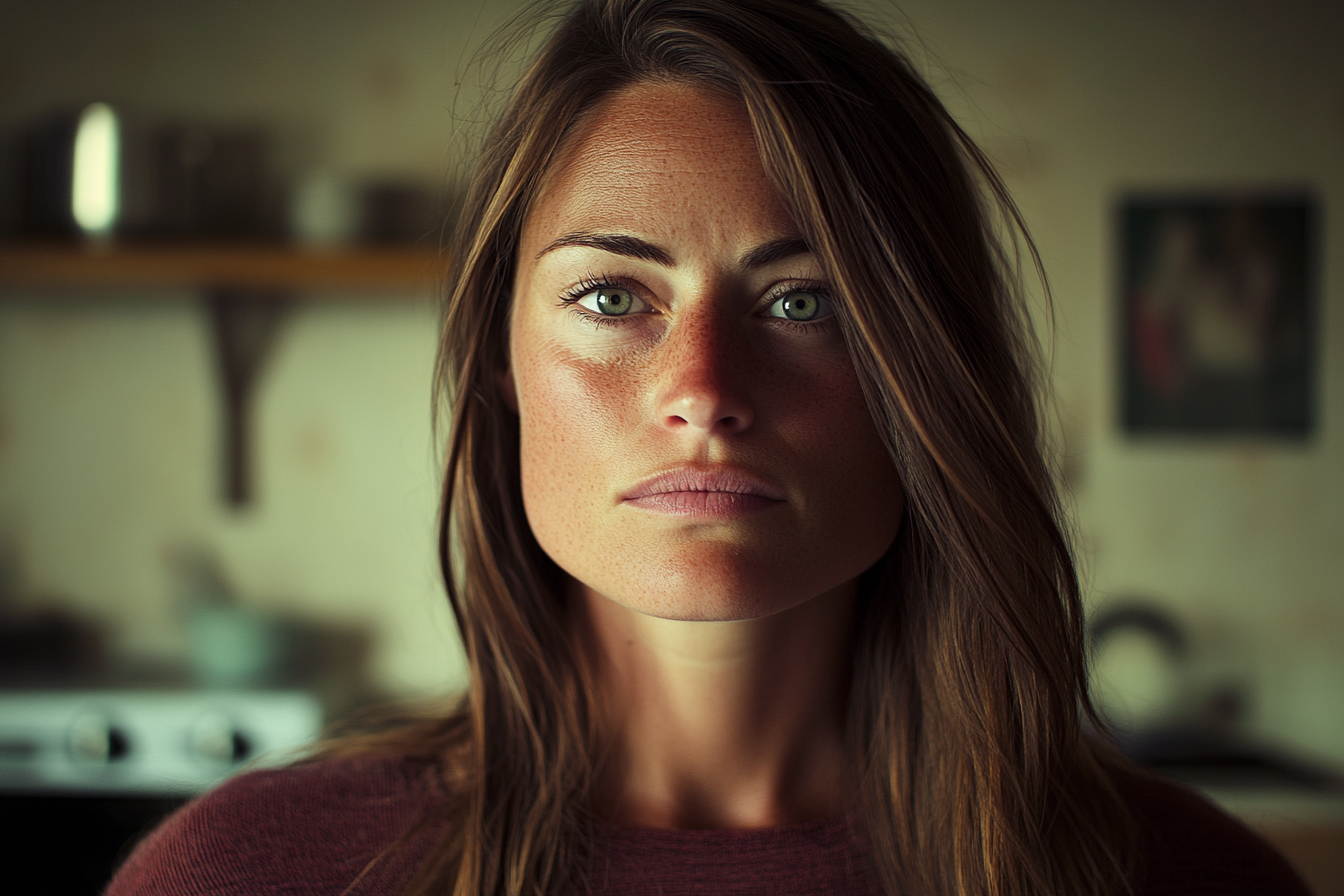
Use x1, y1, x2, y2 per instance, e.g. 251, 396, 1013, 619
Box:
557, 274, 837, 332
762, 279, 836, 332
557, 274, 642, 328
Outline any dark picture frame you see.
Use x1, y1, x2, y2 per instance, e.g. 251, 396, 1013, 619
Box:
1119, 194, 1317, 437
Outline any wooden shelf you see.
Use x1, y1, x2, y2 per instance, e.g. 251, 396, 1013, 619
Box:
0, 243, 445, 294
0, 241, 448, 507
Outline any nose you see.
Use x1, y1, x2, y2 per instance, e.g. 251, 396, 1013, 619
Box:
653, 311, 754, 435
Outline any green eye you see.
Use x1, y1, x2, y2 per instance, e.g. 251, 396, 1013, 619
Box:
592, 287, 635, 315
572, 284, 650, 318
766, 290, 832, 322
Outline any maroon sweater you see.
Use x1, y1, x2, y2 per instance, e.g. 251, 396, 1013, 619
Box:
105, 756, 1309, 895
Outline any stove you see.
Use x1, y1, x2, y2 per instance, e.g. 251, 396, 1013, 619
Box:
0, 689, 322, 795
0, 689, 322, 895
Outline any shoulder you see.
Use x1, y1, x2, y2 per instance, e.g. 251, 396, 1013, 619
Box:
1113, 768, 1310, 896
105, 754, 448, 896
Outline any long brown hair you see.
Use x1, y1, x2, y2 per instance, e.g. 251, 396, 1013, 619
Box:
384, 1, 1139, 893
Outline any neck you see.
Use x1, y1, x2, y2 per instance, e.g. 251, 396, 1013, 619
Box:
575, 581, 858, 830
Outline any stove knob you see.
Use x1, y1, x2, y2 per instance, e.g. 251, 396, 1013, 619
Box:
68, 711, 130, 763
189, 711, 252, 764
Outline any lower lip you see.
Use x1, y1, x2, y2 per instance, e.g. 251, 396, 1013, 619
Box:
624, 491, 783, 517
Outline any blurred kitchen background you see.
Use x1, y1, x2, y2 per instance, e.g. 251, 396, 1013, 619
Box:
0, 0, 1341, 892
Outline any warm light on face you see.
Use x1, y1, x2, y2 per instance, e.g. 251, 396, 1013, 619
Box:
71, 102, 120, 237
508, 84, 903, 621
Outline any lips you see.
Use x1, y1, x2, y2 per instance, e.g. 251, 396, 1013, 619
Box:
621, 466, 786, 517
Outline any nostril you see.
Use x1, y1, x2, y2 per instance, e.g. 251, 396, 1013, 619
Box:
714, 412, 749, 433
661, 396, 752, 434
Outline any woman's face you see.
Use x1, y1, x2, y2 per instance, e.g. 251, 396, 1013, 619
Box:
508, 82, 903, 621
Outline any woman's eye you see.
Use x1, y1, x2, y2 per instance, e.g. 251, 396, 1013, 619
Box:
576, 286, 647, 316
765, 290, 833, 322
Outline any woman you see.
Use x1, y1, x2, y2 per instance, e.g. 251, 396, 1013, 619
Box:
109, 1, 1308, 894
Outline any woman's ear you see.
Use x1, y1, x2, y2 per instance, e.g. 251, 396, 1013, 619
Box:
497, 364, 519, 412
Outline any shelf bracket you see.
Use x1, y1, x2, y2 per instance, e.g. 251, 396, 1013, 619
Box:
207, 287, 291, 508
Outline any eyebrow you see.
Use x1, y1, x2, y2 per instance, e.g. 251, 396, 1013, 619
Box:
537, 232, 813, 270
538, 232, 674, 265
739, 237, 812, 270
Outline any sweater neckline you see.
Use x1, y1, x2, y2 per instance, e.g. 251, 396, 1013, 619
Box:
589, 808, 859, 843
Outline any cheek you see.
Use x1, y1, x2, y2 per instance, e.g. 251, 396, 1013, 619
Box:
778, 358, 903, 549
513, 343, 637, 568
769, 352, 884, 466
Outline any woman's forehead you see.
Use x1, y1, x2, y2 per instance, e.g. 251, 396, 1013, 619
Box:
521, 82, 798, 262
560, 82, 749, 170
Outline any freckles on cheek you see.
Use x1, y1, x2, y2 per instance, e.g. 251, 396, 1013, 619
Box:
764, 350, 869, 441
515, 347, 635, 553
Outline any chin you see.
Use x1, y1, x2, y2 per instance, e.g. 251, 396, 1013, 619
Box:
620, 591, 779, 623
589, 550, 835, 623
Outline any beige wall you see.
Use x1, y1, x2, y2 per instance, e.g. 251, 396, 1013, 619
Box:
2, 1, 1341, 761
911, 0, 1344, 766
0, 293, 462, 695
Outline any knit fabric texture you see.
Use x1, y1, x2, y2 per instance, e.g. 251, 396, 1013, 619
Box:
105, 755, 1310, 895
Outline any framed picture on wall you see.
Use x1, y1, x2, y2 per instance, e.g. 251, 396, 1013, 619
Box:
1119, 193, 1317, 437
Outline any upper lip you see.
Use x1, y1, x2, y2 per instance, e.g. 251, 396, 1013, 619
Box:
621, 465, 787, 502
